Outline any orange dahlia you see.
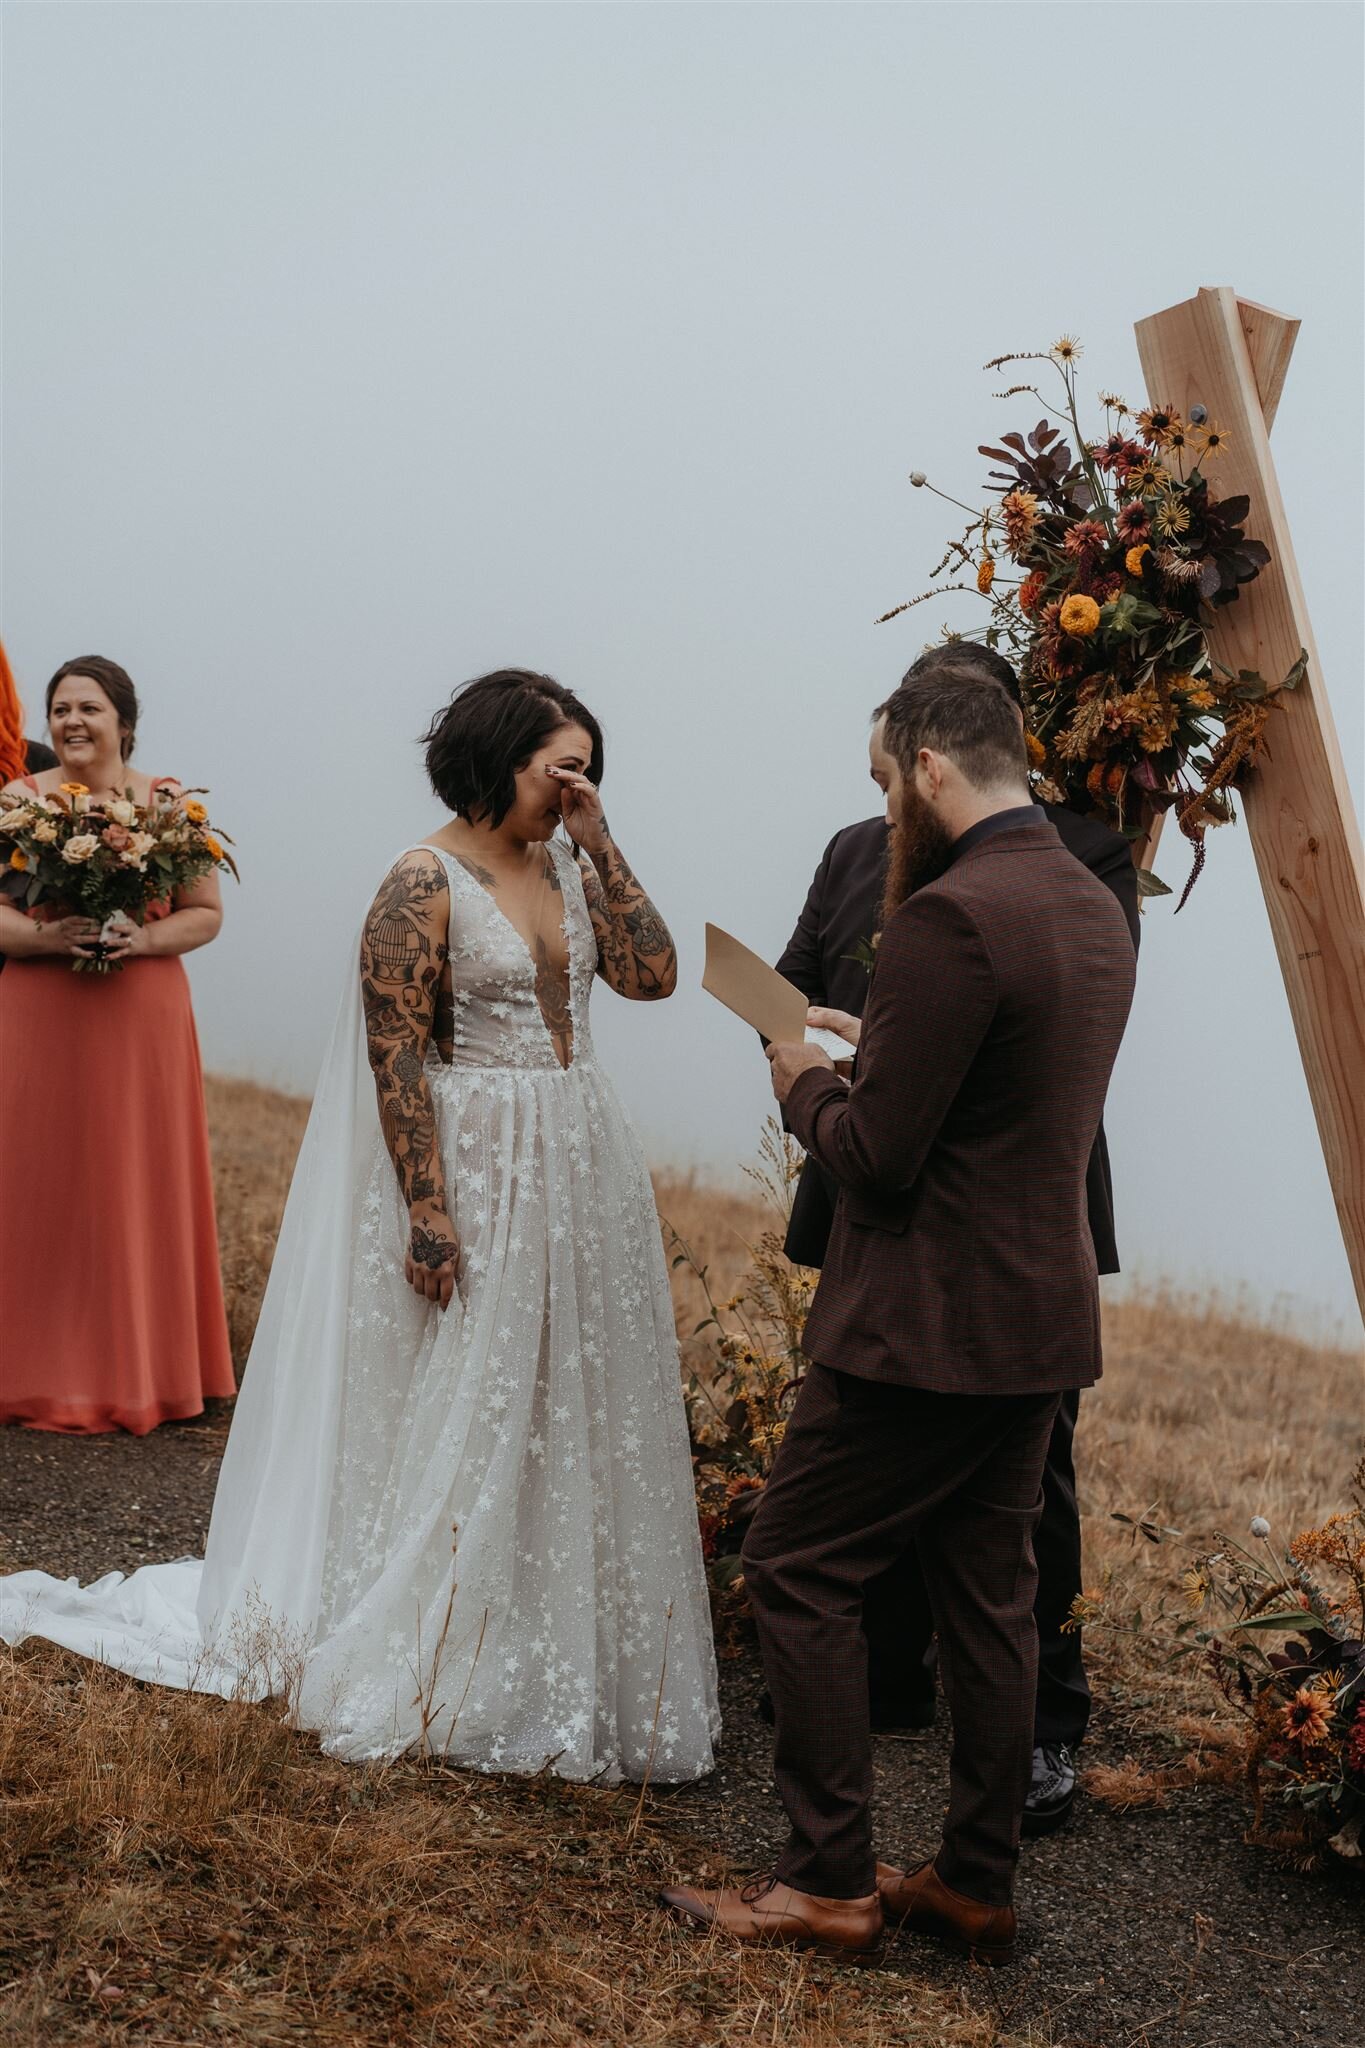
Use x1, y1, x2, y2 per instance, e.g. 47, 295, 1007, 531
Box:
1283, 1687, 1332, 1747
1018, 569, 1047, 615
1001, 488, 1039, 553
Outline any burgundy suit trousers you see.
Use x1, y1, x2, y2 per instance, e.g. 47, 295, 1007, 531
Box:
741, 1364, 1060, 1903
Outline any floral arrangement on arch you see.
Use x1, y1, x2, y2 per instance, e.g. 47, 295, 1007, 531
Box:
881, 336, 1306, 904
0, 780, 238, 971
1074, 1464, 1365, 1865
1182, 1473, 1365, 1863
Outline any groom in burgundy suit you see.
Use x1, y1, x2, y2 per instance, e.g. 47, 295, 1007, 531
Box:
772, 641, 1139, 1839
663, 668, 1135, 1963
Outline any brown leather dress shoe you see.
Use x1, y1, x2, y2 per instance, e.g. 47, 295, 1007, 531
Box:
659, 1874, 884, 1963
876, 1859, 1017, 1967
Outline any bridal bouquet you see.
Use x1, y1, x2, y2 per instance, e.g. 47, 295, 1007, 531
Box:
882, 336, 1306, 904
0, 781, 238, 971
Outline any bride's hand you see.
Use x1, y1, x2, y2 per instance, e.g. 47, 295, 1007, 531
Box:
406, 1203, 461, 1311
807, 1005, 861, 1049
546, 767, 610, 854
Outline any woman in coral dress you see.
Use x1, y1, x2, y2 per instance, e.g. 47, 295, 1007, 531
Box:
0, 655, 235, 1432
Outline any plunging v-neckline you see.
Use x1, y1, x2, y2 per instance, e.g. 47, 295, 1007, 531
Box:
438, 841, 577, 1071
446, 843, 568, 970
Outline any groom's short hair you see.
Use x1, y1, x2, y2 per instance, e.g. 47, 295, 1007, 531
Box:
877, 668, 1027, 793
904, 640, 1022, 705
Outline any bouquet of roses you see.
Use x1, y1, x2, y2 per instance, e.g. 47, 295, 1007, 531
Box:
881, 335, 1306, 905
0, 780, 238, 972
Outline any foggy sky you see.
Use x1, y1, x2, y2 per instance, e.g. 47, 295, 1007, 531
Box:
4, 2, 1362, 1336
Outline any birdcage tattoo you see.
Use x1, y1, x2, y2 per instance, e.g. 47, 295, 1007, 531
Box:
366, 909, 426, 981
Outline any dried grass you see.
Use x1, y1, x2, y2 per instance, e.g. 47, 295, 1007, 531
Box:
1, 1643, 1002, 2046
21, 1077, 1346, 2041
1, 1080, 1019, 2046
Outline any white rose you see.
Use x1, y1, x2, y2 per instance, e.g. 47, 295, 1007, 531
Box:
32, 817, 59, 844
61, 833, 100, 864
106, 799, 138, 828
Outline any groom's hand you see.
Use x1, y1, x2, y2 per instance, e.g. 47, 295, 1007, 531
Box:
766, 1039, 834, 1105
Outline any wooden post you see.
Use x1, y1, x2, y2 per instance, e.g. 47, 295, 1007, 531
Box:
1134, 286, 1365, 1320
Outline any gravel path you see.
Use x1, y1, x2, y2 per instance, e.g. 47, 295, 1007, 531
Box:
3, 1417, 1361, 2048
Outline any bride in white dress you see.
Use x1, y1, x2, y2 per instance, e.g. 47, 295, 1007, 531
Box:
0, 668, 720, 1782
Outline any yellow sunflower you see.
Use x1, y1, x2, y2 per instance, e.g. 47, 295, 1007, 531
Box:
1127, 459, 1168, 495
1191, 420, 1230, 461
1135, 404, 1183, 449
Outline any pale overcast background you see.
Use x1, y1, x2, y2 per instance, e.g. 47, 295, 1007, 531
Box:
4, 2, 1362, 1337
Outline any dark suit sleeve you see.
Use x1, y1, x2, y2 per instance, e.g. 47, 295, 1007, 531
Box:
785, 891, 995, 1199
1089, 832, 1140, 954
775, 833, 841, 1004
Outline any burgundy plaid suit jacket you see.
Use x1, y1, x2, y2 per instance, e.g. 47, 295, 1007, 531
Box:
784, 819, 1136, 1396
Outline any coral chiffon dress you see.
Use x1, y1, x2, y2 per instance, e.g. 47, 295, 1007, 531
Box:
0, 776, 235, 1433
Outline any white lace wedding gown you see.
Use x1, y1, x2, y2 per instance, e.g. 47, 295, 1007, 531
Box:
0, 840, 720, 1781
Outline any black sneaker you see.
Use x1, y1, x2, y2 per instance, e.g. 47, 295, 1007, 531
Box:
756, 1688, 936, 1733
1021, 1742, 1077, 1838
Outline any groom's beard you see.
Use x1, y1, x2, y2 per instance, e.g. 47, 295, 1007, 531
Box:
882, 787, 956, 928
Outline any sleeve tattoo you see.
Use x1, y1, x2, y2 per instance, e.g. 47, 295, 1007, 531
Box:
578, 838, 678, 1001
360, 852, 457, 1256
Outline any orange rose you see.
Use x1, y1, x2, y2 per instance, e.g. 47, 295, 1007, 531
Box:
204, 834, 224, 861
9, 848, 27, 871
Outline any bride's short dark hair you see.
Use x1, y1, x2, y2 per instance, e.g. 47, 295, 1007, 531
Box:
423, 669, 605, 825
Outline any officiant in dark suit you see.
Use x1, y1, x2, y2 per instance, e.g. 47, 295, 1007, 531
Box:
772, 641, 1139, 1838
662, 667, 1136, 1964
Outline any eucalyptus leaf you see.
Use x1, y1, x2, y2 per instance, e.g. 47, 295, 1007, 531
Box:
1135, 868, 1173, 899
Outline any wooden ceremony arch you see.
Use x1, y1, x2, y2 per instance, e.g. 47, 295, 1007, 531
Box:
1134, 288, 1365, 1321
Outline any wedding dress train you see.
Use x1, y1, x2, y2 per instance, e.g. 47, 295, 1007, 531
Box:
0, 840, 720, 1781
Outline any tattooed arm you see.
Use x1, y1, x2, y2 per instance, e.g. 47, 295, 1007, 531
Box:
547, 766, 677, 1000
577, 841, 678, 1000
359, 849, 460, 1309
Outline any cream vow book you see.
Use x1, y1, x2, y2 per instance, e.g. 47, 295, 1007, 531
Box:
702, 924, 853, 1061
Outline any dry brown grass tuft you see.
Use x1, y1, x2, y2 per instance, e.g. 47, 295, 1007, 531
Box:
206, 1075, 311, 1372
1, 1639, 1003, 2047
